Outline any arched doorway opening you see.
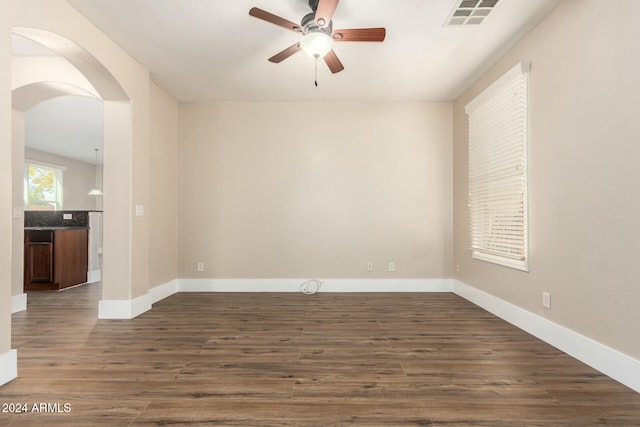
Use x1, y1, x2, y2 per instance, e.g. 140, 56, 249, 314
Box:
11, 28, 132, 317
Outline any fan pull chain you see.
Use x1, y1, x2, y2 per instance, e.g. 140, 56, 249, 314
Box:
314, 55, 319, 87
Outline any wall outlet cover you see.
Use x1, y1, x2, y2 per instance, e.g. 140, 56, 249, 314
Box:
542, 292, 551, 309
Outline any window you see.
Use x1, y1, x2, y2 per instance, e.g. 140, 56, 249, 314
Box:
465, 62, 529, 271
24, 161, 64, 210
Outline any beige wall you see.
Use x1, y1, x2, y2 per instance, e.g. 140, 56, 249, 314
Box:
149, 82, 178, 287
178, 102, 452, 280
5, 0, 153, 307
453, 0, 640, 359
24, 147, 99, 211
1, 12, 12, 354
11, 111, 25, 298
101, 100, 135, 300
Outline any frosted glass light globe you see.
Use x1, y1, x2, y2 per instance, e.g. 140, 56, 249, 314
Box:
300, 32, 334, 58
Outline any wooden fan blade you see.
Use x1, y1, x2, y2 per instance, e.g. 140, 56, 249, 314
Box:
268, 42, 302, 63
249, 7, 302, 32
314, 0, 339, 28
332, 28, 386, 42
323, 50, 344, 74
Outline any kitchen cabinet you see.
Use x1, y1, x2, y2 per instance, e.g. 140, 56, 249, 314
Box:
24, 228, 88, 291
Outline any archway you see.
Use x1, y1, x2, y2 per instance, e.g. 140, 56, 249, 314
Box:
11, 28, 133, 317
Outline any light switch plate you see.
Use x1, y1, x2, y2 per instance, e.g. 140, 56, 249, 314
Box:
135, 205, 144, 216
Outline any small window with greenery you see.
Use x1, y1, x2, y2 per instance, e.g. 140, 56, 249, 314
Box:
465, 62, 529, 271
24, 162, 64, 210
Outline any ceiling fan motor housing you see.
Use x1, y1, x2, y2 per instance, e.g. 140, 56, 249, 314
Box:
301, 12, 333, 36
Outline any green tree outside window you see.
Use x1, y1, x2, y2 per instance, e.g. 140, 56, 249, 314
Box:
25, 163, 63, 210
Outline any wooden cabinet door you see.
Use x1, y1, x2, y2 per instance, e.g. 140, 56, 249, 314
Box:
25, 242, 54, 284
54, 228, 88, 289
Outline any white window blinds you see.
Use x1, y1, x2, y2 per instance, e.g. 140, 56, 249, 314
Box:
465, 62, 529, 271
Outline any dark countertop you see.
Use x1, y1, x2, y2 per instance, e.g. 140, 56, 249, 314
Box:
24, 210, 94, 228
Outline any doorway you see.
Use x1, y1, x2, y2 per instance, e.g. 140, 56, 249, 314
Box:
10, 28, 130, 316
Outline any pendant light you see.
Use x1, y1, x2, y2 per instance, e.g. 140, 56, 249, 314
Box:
87, 148, 104, 196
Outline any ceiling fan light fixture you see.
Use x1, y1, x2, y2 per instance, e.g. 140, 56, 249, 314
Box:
300, 31, 334, 58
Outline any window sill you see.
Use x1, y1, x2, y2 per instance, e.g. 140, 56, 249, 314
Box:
472, 251, 529, 272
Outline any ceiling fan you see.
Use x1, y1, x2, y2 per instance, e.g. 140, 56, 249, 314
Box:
249, 0, 386, 74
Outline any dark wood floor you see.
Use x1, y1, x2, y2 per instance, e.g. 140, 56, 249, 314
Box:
2, 283, 640, 426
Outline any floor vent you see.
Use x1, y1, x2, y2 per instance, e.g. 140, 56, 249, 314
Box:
446, 0, 499, 26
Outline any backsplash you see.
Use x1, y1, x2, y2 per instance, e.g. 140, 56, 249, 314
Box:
24, 210, 92, 228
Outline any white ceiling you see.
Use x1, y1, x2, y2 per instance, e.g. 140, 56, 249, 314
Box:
25, 96, 104, 164
12, 35, 104, 164
15, 0, 562, 163
65, 0, 562, 102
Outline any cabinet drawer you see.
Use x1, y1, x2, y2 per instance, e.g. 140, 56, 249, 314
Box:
27, 230, 54, 242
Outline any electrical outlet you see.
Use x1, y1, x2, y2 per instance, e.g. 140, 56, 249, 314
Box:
542, 292, 551, 309
388, 262, 395, 272
455, 263, 460, 273
197, 262, 204, 272
63, 213, 73, 220
367, 262, 373, 272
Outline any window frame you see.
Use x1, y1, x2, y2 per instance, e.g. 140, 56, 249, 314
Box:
465, 62, 530, 272
24, 160, 65, 210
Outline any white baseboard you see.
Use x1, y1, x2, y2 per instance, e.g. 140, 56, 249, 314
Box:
0, 350, 17, 386
150, 279, 179, 303
452, 280, 640, 394
87, 269, 101, 284
97, 278, 449, 319
11, 293, 27, 313
98, 293, 152, 319
98, 280, 179, 319
178, 278, 453, 293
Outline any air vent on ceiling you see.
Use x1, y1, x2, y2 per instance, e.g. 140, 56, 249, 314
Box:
446, 0, 499, 26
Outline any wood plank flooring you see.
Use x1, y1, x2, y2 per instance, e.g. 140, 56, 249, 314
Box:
3, 283, 640, 426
